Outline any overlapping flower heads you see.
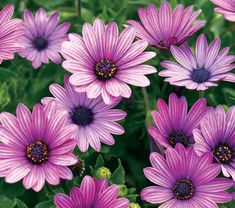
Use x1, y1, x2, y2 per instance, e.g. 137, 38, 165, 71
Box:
42, 76, 126, 152
61, 18, 157, 104
148, 93, 209, 148
194, 106, 235, 181
141, 144, 233, 207
0, 0, 234, 207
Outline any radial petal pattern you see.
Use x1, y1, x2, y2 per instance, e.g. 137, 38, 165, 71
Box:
127, 1, 205, 50
148, 93, 209, 148
19, 8, 70, 68
141, 144, 233, 207
61, 18, 157, 104
54, 175, 129, 208
194, 106, 235, 181
0, 101, 77, 192
41, 76, 126, 152
159, 34, 235, 90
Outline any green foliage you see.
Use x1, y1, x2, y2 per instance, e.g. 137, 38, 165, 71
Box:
0, 0, 234, 207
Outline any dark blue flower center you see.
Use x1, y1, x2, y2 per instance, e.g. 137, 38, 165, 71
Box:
95, 60, 117, 81
71, 106, 93, 126
191, 68, 210, 83
173, 179, 195, 200
33, 37, 48, 51
169, 131, 188, 147
213, 144, 233, 164
26, 140, 48, 164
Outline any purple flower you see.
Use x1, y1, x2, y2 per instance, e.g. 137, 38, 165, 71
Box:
148, 93, 209, 149
61, 18, 156, 105
41, 76, 126, 152
141, 144, 233, 207
0, 101, 78, 192
159, 34, 235, 90
127, 1, 205, 50
0, 5, 24, 64
19, 8, 70, 69
194, 106, 235, 181
210, 0, 235, 22
54, 175, 130, 208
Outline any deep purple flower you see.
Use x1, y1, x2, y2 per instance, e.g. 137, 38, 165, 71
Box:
0, 101, 78, 192
19, 8, 70, 69
0, 5, 24, 63
148, 93, 209, 149
41, 76, 126, 152
210, 0, 235, 22
159, 34, 235, 90
194, 106, 235, 181
61, 18, 156, 105
54, 175, 129, 208
141, 144, 233, 207
127, 1, 205, 50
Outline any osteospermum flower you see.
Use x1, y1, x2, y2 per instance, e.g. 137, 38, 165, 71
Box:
19, 8, 70, 69
210, 0, 235, 22
61, 18, 156, 104
194, 106, 235, 181
41, 76, 126, 152
54, 175, 129, 208
141, 144, 233, 207
159, 34, 235, 90
127, 1, 205, 50
148, 93, 208, 148
0, 4, 24, 63
0, 101, 78, 192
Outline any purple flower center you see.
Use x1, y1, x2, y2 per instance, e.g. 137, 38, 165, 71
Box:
95, 60, 117, 81
169, 131, 188, 147
33, 37, 48, 51
71, 106, 93, 126
191, 68, 210, 83
26, 140, 49, 164
173, 179, 195, 200
213, 144, 233, 164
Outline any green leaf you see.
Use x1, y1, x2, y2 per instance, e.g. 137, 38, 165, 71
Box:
111, 159, 125, 184
0, 196, 16, 208
35, 201, 54, 208
94, 155, 105, 170
16, 199, 28, 208
0, 83, 11, 109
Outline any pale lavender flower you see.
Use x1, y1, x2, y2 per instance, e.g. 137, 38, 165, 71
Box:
160, 34, 235, 90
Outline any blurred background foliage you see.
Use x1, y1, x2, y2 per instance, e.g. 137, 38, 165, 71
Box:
0, 0, 234, 207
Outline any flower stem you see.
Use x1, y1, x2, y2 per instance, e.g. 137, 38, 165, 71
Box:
76, 0, 81, 19
199, 91, 205, 98
141, 87, 150, 111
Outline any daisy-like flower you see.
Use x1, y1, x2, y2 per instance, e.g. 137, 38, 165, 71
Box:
61, 18, 156, 105
41, 76, 126, 152
19, 8, 70, 69
0, 101, 78, 192
159, 34, 235, 90
0, 4, 24, 63
54, 175, 129, 208
148, 93, 209, 149
194, 106, 235, 181
127, 1, 205, 50
141, 144, 233, 208
210, 0, 235, 22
